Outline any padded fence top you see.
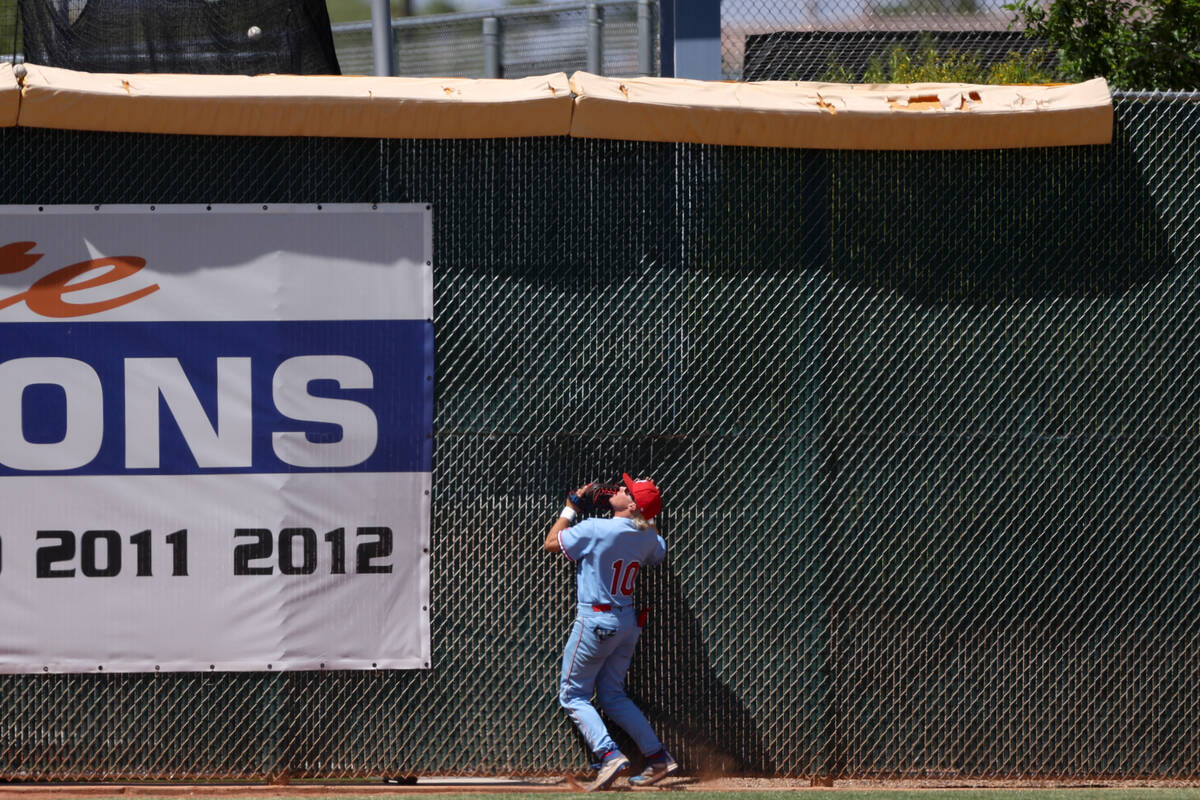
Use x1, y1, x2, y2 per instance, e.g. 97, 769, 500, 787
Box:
0, 64, 16, 127
569, 72, 1113, 149
14, 65, 574, 138
5, 63, 1113, 149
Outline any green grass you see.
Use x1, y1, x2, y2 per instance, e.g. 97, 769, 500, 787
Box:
813, 794, 1200, 800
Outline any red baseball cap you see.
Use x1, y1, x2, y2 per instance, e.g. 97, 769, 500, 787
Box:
622, 473, 662, 520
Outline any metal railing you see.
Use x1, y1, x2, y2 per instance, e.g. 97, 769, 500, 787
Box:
332, 0, 658, 78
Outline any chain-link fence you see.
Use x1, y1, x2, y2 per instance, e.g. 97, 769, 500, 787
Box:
0, 92, 1198, 781
722, 0, 1021, 78
741, 30, 1050, 81
331, 0, 657, 77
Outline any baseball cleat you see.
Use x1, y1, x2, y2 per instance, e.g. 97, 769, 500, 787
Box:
586, 753, 629, 792
628, 751, 679, 787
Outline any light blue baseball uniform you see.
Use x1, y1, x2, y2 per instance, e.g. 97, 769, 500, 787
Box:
556, 516, 667, 762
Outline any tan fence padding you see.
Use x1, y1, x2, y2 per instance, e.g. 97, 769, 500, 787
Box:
0, 63, 19, 127
568, 71, 1113, 149
17, 65, 574, 138
13, 63, 1111, 149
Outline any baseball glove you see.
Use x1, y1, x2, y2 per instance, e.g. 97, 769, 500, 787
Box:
568, 480, 621, 514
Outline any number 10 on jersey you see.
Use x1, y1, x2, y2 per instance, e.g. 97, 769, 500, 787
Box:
609, 559, 640, 596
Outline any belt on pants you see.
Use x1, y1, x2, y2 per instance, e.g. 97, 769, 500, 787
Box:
584, 604, 650, 627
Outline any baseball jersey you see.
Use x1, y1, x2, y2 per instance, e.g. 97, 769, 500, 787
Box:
558, 517, 667, 608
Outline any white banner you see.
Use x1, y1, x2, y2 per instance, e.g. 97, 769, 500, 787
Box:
0, 205, 433, 673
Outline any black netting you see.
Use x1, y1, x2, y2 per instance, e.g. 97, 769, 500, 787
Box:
18, 0, 339, 75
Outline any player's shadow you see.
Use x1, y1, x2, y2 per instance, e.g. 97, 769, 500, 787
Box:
615, 565, 773, 777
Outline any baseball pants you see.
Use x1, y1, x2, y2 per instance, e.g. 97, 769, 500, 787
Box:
558, 603, 663, 760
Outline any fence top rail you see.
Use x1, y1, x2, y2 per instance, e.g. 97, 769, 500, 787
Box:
1113, 90, 1200, 101
13, 65, 574, 139
567, 72, 1113, 149
9, 64, 1112, 150
331, 0, 642, 34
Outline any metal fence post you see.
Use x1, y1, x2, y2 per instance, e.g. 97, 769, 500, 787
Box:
662, 0, 720, 79
587, 3, 604, 75
370, 0, 395, 76
483, 16, 502, 78
637, 0, 653, 76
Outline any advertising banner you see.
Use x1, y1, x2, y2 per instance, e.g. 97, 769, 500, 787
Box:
0, 204, 433, 673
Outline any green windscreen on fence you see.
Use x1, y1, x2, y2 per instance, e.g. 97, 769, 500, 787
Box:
0, 94, 1195, 781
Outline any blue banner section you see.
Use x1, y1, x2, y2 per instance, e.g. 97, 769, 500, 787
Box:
0, 320, 433, 475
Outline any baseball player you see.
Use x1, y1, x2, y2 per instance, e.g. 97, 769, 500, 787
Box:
543, 473, 679, 791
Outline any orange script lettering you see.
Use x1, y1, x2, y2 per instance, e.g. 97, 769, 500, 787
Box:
0, 241, 159, 318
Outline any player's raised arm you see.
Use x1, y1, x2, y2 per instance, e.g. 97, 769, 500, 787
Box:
543, 515, 570, 552
543, 484, 589, 552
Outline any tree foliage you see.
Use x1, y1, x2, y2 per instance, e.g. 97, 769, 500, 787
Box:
820, 37, 1058, 84
1005, 0, 1200, 89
